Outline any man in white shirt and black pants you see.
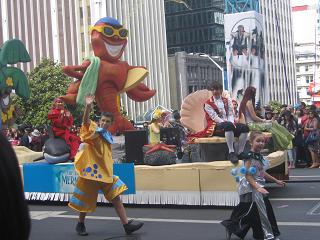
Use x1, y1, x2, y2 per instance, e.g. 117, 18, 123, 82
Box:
204, 82, 249, 164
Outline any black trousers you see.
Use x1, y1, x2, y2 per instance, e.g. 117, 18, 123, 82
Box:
221, 195, 280, 239
214, 122, 249, 138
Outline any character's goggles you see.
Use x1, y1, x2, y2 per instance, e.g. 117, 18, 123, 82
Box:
89, 25, 128, 39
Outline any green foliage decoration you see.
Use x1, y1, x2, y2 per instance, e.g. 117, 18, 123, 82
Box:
13, 58, 82, 126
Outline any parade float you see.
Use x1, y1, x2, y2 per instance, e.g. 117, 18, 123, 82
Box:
125, 90, 287, 206
21, 17, 154, 202
18, 14, 287, 206
21, 89, 287, 206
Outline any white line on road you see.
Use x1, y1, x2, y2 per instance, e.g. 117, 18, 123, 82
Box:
270, 198, 320, 201
30, 211, 320, 227
30, 211, 67, 220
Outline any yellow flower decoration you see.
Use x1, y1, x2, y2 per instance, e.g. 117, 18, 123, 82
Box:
1, 105, 15, 123
1, 112, 7, 123
6, 77, 13, 87
8, 105, 14, 119
152, 108, 163, 120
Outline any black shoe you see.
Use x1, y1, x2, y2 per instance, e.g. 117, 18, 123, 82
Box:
76, 222, 88, 236
229, 152, 238, 164
123, 219, 144, 235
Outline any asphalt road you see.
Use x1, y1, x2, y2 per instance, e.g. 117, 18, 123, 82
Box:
29, 169, 320, 240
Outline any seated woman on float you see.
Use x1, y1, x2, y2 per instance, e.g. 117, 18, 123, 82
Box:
238, 86, 293, 150
148, 109, 171, 145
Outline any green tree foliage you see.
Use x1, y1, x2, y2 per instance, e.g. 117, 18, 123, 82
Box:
269, 100, 282, 113
13, 58, 82, 126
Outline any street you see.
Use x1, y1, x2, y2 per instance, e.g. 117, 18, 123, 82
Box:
29, 168, 320, 240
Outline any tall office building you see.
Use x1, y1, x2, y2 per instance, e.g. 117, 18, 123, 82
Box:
165, 0, 225, 57
260, 0, 297, 104
0, 0, 88, 72
0, 0, 170, 121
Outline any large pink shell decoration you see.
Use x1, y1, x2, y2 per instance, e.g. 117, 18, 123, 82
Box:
180, 90, 213, 133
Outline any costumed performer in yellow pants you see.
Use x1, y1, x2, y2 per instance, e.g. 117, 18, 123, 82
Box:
69, 95, 143, 236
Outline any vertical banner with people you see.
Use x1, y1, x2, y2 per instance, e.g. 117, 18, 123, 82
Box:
224, 11, 265, 105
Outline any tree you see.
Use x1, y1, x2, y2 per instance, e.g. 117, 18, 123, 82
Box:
13, 58, 82, 126
269, 100, 282, 113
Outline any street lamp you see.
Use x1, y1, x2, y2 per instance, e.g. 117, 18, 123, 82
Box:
164, 0, 192, 10
198, 53, 225, 90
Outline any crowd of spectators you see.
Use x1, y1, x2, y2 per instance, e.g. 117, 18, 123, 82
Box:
262, 102, 320, 168
1, 124, 80, 153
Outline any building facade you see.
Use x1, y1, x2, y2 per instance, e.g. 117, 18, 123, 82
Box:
295, 43, 320, 105
0, 0, 85, 72
292, 0, 320, 105
165, 0, 297, 105
168, 51, 224, 110
260, 0, 297, 104
0, 0, 171, 121
165, 0, 225, 57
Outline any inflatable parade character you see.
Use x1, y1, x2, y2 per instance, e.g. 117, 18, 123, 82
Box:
0, 39, 31, 130
61, 17, 155, 134
47, 97, 81, 161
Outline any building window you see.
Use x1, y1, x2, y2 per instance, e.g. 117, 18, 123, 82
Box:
297, 76, 301, 84
306, 75, 314, 83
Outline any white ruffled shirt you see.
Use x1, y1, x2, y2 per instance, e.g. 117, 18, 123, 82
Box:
204, 96, 235, 123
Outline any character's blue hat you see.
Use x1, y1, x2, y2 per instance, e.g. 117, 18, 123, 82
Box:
95, 17, 122, 27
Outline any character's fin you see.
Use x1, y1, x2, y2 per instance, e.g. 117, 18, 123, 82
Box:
126, 83, 156, 102
119, 67, 148, 93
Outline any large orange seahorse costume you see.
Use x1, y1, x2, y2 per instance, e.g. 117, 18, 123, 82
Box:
60, 17, 155, 134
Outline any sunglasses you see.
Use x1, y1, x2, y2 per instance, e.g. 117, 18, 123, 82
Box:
89, 25, 128, 39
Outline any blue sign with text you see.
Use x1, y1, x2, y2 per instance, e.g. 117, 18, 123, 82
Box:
23, 162, 135, 194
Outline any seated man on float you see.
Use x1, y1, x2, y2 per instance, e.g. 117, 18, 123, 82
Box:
48, 97, 81, 160
204, 81, 249, 163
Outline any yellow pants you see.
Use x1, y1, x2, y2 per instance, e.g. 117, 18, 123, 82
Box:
68, 175, 127, 212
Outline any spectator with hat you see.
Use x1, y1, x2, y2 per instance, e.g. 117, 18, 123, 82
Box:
30, 129, 43, 152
